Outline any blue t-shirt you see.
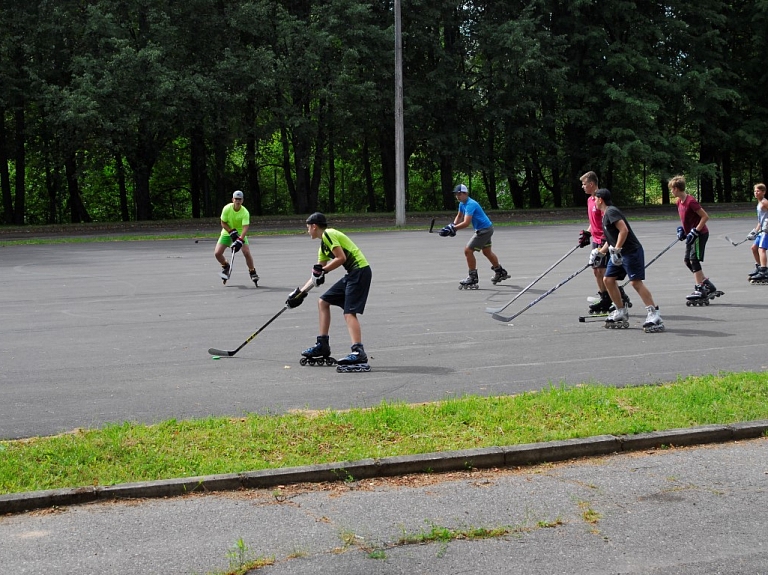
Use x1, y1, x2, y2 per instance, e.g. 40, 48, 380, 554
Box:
459, 197, 492, 230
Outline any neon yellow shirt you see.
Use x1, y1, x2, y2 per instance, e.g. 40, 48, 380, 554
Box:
219, 204, 250, 238
318, 228, 368, 271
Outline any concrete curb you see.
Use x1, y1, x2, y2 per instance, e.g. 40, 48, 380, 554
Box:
2, 421, 766, 515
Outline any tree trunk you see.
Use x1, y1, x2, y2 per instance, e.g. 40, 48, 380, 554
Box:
115, 153, 129, 222
190, 123, 206, 219
699, 142, 715, 203
13, 106, 25, 225
244, 104, 262, 216
378, 120, 396, 212
363, 138, 375, 212
65, 152, 91, 223
439, 155, 454, 210
0, 109, 13, 224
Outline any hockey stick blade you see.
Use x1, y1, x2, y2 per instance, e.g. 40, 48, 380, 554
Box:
207, 285, 314, 357
491, 264, 590, 323
208, 348, 236, 357
724, 235, 749, 247
485, 244, 579, 314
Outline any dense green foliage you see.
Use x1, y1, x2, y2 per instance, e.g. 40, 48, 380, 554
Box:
1, 0, 767, 224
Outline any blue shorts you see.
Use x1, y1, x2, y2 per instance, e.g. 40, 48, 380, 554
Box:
754, 233, 768, 250
320, 266, 372, 315
605, 247, 645, 282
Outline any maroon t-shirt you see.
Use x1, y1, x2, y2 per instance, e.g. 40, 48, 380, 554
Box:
677, 194, 708, 234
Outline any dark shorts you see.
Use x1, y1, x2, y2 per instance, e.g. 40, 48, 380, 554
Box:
605, 247, 645, 282
320, 266, 372, 315
684, 232, 708, 262
467, 227, 493, 251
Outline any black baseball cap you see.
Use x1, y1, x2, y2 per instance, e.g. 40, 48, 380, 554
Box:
595, 188, 613, 205
305, 212, 327, 226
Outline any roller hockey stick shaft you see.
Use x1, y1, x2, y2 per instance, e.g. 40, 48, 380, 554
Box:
491, 264, 590, 323
617, 238, 678, 289
220, 246, 237, 281
485, 244, 580, 314
428, 218, 436, 233
208, 285, 314, 357
724, 235, 750, 247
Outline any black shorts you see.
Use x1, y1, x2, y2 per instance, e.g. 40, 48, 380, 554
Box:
320, 266, 372, 315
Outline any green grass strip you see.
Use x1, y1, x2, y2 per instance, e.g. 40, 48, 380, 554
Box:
1, 372, 767, 495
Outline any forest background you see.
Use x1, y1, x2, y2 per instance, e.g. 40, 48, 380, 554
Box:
1, 0, 767, 226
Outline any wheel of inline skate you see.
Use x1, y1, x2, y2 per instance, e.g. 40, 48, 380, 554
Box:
300, 357, 308, 366
686, 300, 692, 306
703, 299, 710, 305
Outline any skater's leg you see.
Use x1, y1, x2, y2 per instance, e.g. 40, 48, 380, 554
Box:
481, 246, 500, 268
603, 276, 624, 310
464, 245, 478, 270
214, 242, 228, 266
241, 244, 256, 271
751, 242, 761, 266
629, 279, 657, 308
344, 313, 362, 345
318, 298, 332, 335
593, 267, 606, 293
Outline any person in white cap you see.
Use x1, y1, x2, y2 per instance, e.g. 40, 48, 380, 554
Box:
214, 190, 259, 286
438, 184, 510, 289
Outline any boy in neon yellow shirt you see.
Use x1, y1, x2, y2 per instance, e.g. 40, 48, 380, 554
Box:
214, 190, 259, 286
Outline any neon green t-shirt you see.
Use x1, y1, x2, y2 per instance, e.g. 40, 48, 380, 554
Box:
219, 203, 250, 239
318, 228, 368, 271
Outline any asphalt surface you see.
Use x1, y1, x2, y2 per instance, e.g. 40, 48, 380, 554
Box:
1, 217, 767, 440
2, 215, 768, 573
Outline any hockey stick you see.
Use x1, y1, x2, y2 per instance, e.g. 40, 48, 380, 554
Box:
617, 237, 679, 288
428, 218, 436, 233
724, 235, 752, 247
219, 246, 237, 282
586, 237, 680, 301
491, 264, 590, 323
485, 244, 580, 314
208, 285, 314, 357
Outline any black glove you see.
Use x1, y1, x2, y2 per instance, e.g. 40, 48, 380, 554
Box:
311, 264, 325, 287
578, 229, 592, 248
229, 229, 239, 241
677, 226, 685, 242
685, 228, 700, 245
438, 223, 457, 237
232, 238, 243, 253
286, 287, 307, 308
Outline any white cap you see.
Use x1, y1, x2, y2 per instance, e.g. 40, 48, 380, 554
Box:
452, 184, 468, 194
233, 190, 244, 199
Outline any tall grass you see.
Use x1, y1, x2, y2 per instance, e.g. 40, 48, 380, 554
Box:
1, 373, 766, 495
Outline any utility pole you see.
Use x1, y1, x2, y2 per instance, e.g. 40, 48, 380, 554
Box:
394, 0, 406, 226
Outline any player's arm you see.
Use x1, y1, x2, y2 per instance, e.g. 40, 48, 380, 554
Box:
453, 213, 473, 230
322, 246, 346, 273
693, 208, 709, 231
612, 220, 629, 251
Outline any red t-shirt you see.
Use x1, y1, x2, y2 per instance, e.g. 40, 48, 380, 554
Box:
588, 196, 604, 244
677, 194, 708, 234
